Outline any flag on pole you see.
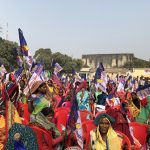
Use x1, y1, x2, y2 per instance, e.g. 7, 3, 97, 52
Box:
18, 29, 34, 70
67, 90, 83, 149
94, 62, 104, 83
18, 28, 29, 56
54, 62, 63, 75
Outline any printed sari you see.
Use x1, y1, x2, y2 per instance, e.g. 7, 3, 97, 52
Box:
76, 90, 90, 111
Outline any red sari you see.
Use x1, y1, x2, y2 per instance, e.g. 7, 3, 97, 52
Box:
107, 108, 134, 144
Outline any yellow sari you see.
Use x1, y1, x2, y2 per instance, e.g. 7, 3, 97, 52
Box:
90, 126, 122, 150
128, 101, 141, 118
0, 102, 22, 150
0, 115, 5, 150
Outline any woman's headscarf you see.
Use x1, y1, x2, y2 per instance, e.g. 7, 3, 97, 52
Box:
91, 113, 122, 150
4, 123, 39, 150
94, 113, 115, 126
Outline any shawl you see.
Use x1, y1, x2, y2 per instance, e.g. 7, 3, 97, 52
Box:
90, 126, 122, 150
32, 94, 50, 115
4, 123, 39, 150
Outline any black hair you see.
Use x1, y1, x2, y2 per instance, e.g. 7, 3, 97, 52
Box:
122, 102, 128, 108
41, 107, 54, 116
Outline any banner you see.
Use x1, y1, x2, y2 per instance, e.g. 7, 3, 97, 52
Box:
54, 63, 63, 75
24, 64, 43, 95
136, 85, 150, 100
74, 111, 83, 149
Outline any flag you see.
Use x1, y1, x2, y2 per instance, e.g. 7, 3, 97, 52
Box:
23, 64, 43, 95
74, 111, 84, 149
51, 74, 62, 87
67, 90, 83, 149
17, 56, 23, 67
18, 28, 29, 56
106, 94, 120, 107
14, 67, 24, 82
94, 62, 104, 83
54, 62, 63, 75
67, 90, 79, 130
18, 28, 34, 70
72, 68, 76, 76
13, 47, 23, 67
24, 55, 33, 70
40, 69, 49, 81
136, 84, 150, 100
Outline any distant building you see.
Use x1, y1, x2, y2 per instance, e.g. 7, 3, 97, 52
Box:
82, 53, 134, 69
80, 53, 134, 80
79, 53, 150, 80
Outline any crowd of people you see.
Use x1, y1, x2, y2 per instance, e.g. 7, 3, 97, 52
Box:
0, 68, 150, 150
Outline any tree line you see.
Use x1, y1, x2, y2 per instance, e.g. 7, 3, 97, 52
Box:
124, 57, 150, 69
0, 38, 83, 72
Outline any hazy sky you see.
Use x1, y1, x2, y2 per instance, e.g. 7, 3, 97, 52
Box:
0, 0, 150, 60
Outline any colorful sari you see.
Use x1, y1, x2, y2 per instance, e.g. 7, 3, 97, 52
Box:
90, 126, 122, 150
0, 102, 22, 150
0, 115, 5, 150
76, 90, 90, 111
32, 94, 50, 115
4, 123, 39, 150
30, 94, 61, 137
136, 96, 150, 124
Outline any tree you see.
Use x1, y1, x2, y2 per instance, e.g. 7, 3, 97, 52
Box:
0, 38, 18, 70
33, 48, 52, 70
0, 37, 83, 73
73, 59, 83, 72
52, 52, 83, 73
124, 57, 150, 68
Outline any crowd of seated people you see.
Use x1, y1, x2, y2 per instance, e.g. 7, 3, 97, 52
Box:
0, 72, 150, 150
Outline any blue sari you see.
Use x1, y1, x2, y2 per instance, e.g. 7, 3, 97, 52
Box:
14, 141, 26, 150
76, 90, 90, 111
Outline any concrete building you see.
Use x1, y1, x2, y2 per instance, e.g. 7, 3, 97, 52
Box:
80, 53, 134, 80
82, 53, 134, 69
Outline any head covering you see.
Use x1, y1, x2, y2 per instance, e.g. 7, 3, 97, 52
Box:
94, 113, 115, 126
4, 123, 39, 150
30, 81, 45, 94
76, 81, 88, 93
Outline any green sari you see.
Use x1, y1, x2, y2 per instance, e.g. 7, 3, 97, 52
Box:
136, 96, 150, 124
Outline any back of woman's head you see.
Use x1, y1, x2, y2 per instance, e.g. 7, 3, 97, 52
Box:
41, 107, 54, 116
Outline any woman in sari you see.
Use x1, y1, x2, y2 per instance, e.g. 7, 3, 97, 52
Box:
89, 113, 123, 150
28, 81, 61, 137
107, 101, 134, 145
4, 123, 39, 150
127, 92, 141, 118
76, 87, 90, 111
0, 79, 22, 149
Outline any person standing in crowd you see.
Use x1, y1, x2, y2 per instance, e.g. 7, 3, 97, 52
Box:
76, 81, 90, 111
139, 76, 145, 87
